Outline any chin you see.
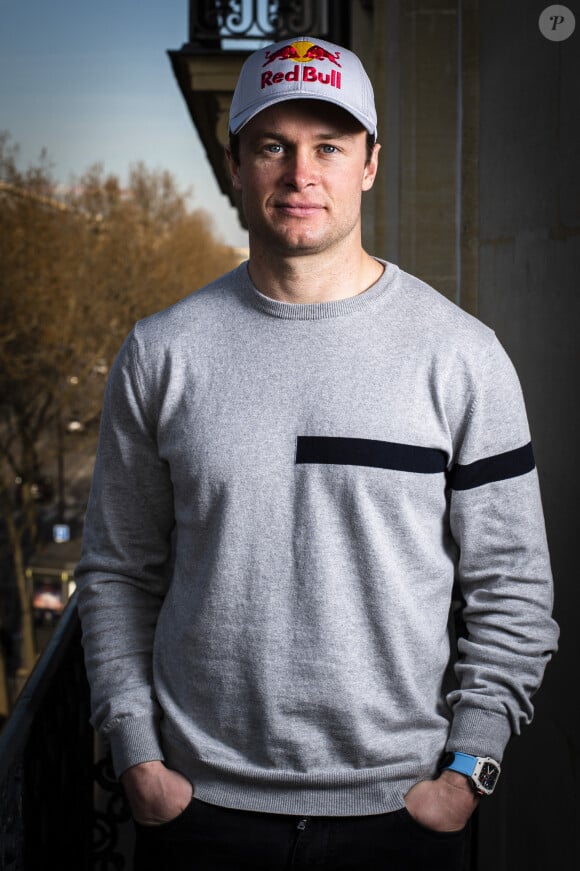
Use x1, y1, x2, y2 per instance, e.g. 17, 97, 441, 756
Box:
275, 241, 327, 257
273, 229, 328, 253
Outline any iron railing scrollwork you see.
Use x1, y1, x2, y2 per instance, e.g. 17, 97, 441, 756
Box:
92, 749, 133, 870
188, 0, 349, 48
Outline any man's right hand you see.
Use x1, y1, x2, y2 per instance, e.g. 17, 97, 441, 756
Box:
120, 760, 193, 826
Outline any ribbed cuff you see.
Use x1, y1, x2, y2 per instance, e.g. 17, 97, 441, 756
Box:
106, 714, 165, 777
446, 706, 512, 762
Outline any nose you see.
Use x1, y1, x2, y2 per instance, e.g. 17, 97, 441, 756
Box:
282, 148, 318, 190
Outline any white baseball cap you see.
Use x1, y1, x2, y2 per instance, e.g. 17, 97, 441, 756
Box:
229, 36, 377, 140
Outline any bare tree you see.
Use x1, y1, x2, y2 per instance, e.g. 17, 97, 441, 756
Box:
0, 133, 242, 691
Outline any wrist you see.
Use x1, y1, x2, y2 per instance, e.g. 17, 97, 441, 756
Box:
440, 768, 473, 788
121, 760, 166, 788
439, 769, 480, 799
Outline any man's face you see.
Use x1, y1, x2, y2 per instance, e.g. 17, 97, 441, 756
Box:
227, 100, 379, 258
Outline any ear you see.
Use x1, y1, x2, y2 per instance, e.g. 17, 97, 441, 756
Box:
225, 145, 242, 192
362, 142, 381, 192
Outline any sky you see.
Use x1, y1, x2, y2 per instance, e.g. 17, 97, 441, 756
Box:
0, 0, 249, 247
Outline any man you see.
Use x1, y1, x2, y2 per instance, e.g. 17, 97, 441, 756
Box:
76, 36, 558, 870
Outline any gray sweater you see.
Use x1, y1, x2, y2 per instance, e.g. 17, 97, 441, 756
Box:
76, 261, 558, 816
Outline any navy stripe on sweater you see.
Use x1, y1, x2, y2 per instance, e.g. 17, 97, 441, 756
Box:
296, 437, 535, 490
296, 437, 447, 473
447, 442, 535, 490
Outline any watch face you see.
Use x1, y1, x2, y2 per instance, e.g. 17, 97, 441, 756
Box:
477, 762, 500, 792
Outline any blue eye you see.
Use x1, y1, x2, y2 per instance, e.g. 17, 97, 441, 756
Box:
265, 143, 283, 154
320, 144, 338, 154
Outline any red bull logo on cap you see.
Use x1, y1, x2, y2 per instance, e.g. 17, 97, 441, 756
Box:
261, 40, 342, 91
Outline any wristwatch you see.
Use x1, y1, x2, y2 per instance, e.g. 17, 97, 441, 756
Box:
441, 751, 501, 796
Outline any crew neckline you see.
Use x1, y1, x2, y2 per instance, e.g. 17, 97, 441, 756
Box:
242, 259, 397, 321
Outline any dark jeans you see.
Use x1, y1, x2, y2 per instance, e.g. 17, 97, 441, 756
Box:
133, 797, 469, 870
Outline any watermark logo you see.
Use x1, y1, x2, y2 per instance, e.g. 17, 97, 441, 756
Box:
539, 5, 576, 41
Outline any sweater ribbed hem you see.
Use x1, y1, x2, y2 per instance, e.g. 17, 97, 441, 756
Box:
168, 745, 434, 817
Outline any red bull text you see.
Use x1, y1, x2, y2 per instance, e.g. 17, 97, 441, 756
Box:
261, 65, 342, 90
261, 41, 342, 91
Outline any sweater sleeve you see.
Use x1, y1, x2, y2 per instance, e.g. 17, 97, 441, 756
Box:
445, 335, 559, 762
75, 329, 175, 776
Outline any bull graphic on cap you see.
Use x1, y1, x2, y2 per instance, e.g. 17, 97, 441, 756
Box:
263, 41, 342, 68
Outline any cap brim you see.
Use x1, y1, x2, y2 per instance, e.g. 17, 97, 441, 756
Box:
229, 93, 377, 139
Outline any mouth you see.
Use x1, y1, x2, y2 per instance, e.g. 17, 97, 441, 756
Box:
273, 202, 325, 218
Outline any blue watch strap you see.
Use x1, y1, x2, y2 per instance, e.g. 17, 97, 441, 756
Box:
443, 752, 477, 777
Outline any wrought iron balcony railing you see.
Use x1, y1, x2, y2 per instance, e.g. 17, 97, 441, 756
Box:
0, 598, 132, 871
